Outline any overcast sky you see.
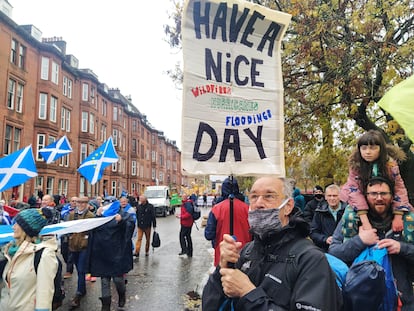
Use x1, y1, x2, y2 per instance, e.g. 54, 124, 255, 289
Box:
10, 0, 183, 148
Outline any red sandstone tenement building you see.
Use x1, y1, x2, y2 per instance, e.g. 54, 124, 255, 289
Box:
0, 2, 182, 201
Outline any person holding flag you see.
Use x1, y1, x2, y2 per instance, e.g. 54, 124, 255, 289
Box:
86, 198, 135, 310
0, 208, 57, 310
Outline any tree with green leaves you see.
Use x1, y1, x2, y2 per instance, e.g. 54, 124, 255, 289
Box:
165, 0, 414, 203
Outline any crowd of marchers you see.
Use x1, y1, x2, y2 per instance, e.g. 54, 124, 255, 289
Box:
202, 130, 414, 311
1, 129, 414, 311
0, 191, 157, 311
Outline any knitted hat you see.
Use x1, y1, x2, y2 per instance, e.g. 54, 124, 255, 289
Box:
14, 208, 51, 237
314, 185, 323, 192
88, 199, 100, 210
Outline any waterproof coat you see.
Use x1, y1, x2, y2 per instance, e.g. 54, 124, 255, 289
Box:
86, 207, 135, 276
0, 238, 58, 311
204, 197, 251, 266
329, 209, 414, 310
202, 209, 343, 311
136, 201, 156, 229
303, 197, 325, 224
180, 199, 194, 227
310, 201, 347, 251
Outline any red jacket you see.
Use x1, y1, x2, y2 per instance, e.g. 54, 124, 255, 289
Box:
205, 198, 251, 266
180, 199, 194, 227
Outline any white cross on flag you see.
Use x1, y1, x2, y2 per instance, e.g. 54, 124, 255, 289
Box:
0, 145, 38, 192
39, 135, 73, 164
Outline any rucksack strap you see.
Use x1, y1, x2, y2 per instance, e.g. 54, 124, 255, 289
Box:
33, 248, 44, 273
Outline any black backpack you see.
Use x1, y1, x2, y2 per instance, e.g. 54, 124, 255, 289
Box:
34, 249, 65, 310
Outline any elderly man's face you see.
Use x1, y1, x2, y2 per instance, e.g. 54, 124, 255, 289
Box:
248, 177, 294, 226
366, 182, 393, 218
120, 198, 128, 207
325, 188, 340, 208
41, 195, 53, 207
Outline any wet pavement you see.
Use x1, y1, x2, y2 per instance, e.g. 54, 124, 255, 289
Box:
60, 207, 214, 311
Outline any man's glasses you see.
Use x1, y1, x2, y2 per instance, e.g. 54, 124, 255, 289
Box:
248, 193, 278, 203
367, 192, 392, 198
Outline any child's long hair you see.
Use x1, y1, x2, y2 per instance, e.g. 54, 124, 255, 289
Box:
353, 130, 390, 192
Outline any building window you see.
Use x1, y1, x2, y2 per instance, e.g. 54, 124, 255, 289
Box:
152, 168, 156, 180
111, 181, 117, 196
91, 86, 95, 106
36, 134, 46, 161
50, 96, 57, 122
100, 124, 107, 141
102, 99, 107, 116
89, 113, 95, 134
112, 162, 117, 172
132, 120, 137, 132
113, 107, 118, 121
39, 93, 48, 119
82, 83, 88, 101
132, 160, 137, 176
59, 154, 69, 167
16, 83, 23, 113
113, 129, 118, 146
7, 79, 24, 112
36, 177, 44, 196
67, 79, 73, 99
61, 107, 71, 132
132, 139, 137, 153
18, 45, 26, 69
58, 179, 68, 196
63, 76, 68, 96
10, 39, 17, 64
48, 136, 56, 145
41, 56, 49, 80
7, 78, 15, 109
4, 125, 21, 155
60, 108, 65, 130
46, 177, 54, 195
51, 61, 59, 85
80, 143, 87, 162
81, 112, 88, 132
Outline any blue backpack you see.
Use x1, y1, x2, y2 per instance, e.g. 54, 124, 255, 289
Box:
328, 246, 398, 311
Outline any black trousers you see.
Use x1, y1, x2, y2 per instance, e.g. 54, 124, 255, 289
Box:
179, 225, 193, 256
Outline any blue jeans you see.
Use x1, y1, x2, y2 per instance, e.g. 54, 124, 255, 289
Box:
71, 250, 88, 295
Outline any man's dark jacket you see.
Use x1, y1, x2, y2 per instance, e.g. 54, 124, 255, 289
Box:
310, 201, 346, 251
86, 206, 135, 276
202, 208, 343, 311
303, 197, 325, 223
136, 200, 156, 229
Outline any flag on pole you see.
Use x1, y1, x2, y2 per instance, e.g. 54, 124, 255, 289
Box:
77, 137, 119, 185
378, 75, 414, 142
0, 145, 37, 192
39, 135, 72, 164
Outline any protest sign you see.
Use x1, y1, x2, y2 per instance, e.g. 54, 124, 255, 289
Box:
182, 0, 291, 176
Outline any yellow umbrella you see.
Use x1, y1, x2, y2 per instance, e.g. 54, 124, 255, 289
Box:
378, 75, 414, 142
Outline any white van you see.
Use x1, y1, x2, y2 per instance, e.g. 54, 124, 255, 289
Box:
144, 185, 173, 217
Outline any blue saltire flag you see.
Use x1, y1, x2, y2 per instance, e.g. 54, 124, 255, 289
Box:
77, 137, 119, 185
0, 145, 37, 192
39, 135, 72, 164
0, 215, 115, 245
